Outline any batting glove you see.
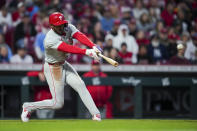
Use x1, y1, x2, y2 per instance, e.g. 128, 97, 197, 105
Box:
93, 45, 103, 54
85, 49, 100, 61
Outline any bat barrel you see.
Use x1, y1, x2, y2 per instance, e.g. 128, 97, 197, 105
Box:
98, 53, 119, 67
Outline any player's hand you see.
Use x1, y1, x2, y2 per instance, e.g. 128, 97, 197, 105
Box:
93, 45, 102, 55
85, 49, 100, 61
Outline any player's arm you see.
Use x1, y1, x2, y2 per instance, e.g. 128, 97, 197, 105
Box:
73, 31, 103, 53
72, 31, 95, 48
46, 31, 90, 55
48, 41, 100, 61
57, 41, 86, 54
68, 24, 94, 48
70, 24, 102, 53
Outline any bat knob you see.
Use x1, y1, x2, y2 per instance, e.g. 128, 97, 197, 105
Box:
114, 62, 119, 67
96, 52, 101, 57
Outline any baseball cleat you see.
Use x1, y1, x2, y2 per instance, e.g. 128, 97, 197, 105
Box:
21, 104, 31, 122
92, 114, 101, 121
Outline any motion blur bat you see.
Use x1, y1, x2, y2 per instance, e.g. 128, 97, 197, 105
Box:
98, 53, 119, 67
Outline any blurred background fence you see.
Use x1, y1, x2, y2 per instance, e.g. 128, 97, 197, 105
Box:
0, 64, 196, 119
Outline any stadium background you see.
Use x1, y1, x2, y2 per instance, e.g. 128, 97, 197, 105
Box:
0, 0, 197, 121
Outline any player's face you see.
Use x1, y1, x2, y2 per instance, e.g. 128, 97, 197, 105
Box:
52, 24, 65, 35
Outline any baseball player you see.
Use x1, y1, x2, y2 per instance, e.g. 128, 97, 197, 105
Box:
21, 12, 102, 122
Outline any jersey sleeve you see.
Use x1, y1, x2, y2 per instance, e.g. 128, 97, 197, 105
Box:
72, 31, 95, 48
69, 24, 95, 48
57, 42, 86, 54
45, 34, 86, 54
68, 24, 79, 37
44, 28, 87, 54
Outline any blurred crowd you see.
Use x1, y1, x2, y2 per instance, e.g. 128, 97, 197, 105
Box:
0, 0, 197, 65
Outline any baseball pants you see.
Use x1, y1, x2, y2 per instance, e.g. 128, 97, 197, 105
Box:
23, 62, 100, 115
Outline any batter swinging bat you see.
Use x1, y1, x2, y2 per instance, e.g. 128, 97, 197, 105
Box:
98, 53, 119, 67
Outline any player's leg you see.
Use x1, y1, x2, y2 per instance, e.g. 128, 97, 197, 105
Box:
64, 62, 101, 120
21, 63, 65, 122
23, 63, 65, 110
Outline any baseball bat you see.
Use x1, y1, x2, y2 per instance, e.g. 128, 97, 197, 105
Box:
98, 53, 119, 67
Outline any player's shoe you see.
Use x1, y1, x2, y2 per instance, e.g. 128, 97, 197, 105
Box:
21, 104, 31, 122
92, 114, 101, 121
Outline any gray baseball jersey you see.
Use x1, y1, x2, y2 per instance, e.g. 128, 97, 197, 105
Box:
21, 23, 100, 121
44, 24, 79, 63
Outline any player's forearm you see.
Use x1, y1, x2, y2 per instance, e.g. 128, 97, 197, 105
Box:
57, 42, 86, 54
73, 31, 95, 48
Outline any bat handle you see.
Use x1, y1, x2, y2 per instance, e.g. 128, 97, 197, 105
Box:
98, 53, 103, 57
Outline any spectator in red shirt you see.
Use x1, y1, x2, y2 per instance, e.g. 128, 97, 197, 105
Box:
83, 61, 113, 118
118, 43, 132, 64
12, 2, 26, 27
136, 30, 150, 45
161, 3, 175, 26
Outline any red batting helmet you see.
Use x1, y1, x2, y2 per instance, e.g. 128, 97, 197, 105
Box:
49, 12, 68, 26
